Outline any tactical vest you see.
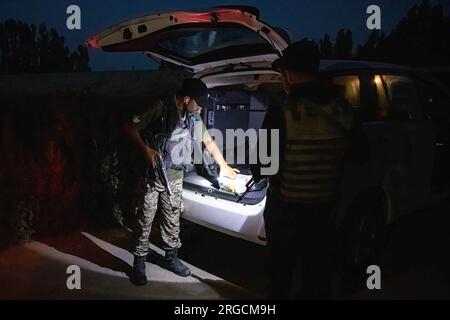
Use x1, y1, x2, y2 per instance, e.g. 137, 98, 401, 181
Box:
140, 95, 197, 172
278, 97, 353, 204
163, 112, 196, 171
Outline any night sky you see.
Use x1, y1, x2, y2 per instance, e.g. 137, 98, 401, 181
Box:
1, 0, 449, 71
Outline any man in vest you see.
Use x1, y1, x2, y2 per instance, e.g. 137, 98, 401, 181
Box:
124, 78, 239, 286
253, 39, 354, 299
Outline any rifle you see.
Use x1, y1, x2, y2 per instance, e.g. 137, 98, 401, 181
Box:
236, 177, 256, 203
140, 131, 175, 210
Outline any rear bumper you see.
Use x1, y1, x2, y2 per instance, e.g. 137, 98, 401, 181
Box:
182, 189, 267, 245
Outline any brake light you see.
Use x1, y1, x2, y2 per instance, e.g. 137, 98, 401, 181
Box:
86, 37, 100, 49
173, 8, 249, 24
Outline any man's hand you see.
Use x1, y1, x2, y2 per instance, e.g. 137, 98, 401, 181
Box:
220, 164, 240, 179
144, 146, 160, 169
123, 123, 160, 169
203, 137, 240, 179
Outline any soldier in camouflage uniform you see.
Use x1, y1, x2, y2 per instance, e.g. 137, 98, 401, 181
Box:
124, 79, 238, 286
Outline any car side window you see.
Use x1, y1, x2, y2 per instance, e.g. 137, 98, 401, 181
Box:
374, 74, 422, 121
415, 79, 450, 122
331, 75, 361, 109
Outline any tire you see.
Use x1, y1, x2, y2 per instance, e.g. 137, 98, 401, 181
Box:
179, 219, 207, 259
335, 190, 389, 295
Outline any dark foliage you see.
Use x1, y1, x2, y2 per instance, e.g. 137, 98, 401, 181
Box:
0, 19, 90, 74
357, 0, 450, 67
318, 0, 450, 68
0, 94, 146, 244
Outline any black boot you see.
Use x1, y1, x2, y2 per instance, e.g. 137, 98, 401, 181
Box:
130, 255, 147, 286
165, 249, 191, 277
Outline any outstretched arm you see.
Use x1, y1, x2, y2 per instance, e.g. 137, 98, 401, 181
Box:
203, 137, 240, 179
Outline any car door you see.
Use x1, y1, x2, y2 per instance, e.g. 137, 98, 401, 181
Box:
86, 6, 290, 73
370, 73, 435, 217
415, 77, 450, 194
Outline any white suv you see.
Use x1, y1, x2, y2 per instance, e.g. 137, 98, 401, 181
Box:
88, 6, 450, 268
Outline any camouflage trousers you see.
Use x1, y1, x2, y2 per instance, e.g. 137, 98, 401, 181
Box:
132, 172, 184, 256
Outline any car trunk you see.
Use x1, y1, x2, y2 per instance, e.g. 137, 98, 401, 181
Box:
182, 84, 281, 205
86, 7, 289, 205
86, 7, 289, 73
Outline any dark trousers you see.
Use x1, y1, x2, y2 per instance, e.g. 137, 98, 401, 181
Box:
264, 193, 336, 300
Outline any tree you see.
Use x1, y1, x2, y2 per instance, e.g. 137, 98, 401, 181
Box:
335, 29, 353, 59
0, 19, 90, 74
319, 33, 333, 58
71, 45, 91, 72
357, 30, 385, 61
356, 0, 450, 67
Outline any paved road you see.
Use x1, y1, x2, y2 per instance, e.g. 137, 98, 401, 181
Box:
1, 198, 448, 299
179, 198, 450, 299
0, 229, 257, 299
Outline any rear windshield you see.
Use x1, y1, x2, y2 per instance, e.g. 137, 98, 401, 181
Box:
156, 26, 270, 59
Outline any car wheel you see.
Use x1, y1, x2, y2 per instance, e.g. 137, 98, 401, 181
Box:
335, 191, 389, 295
179, 219, 207, 259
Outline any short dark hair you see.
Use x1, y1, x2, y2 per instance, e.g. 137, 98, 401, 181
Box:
177, 78, 208, 108
272, 39, 320, 74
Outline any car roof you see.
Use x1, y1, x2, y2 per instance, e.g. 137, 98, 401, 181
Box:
199, 59, 417, 80
320, 59, 415, 72
320, 60, 450, 94
199, 59, 421, 86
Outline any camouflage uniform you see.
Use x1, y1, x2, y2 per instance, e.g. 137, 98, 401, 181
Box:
133, 170, 184, 255
131, 96, 209, 257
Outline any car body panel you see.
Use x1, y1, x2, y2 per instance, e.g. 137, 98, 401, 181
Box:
182, 189, 266, 245
86, 7, 289, 73
89, 6, 449, 244
184, 63, 447, 245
